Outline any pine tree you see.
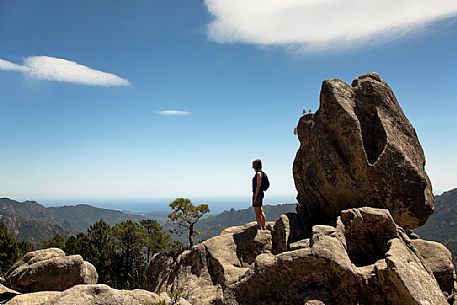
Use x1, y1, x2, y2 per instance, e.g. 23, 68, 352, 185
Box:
87, 220, 115, 285
0, 223, 21, 276
168, 198, 210, 247
112, 220, 148, 288
140, 219, 171, 265
42, 234, 68, 249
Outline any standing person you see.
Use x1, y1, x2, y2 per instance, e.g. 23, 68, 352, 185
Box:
252, 159, 269, 230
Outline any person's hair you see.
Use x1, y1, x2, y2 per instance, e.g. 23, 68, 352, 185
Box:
252, 159, 262, 171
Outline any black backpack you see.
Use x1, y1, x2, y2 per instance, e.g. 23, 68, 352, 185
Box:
261, 171, 270, 191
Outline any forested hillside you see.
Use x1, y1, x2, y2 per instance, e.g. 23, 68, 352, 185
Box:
0, 198, 146, 245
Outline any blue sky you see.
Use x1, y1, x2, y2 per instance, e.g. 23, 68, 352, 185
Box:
1, 0, 456, 201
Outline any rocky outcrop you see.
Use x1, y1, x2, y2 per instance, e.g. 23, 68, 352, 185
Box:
146, 222, 273, 304
145, 207, 453, 305
5, 248, 98, 293
1, 249, 191, 305
144, 73, 453, 304
3, 284, 190, 305
293, 72, 434, 230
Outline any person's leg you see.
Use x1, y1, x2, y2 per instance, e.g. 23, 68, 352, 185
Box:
259, 207, 266, 230
254, 206, 262, 229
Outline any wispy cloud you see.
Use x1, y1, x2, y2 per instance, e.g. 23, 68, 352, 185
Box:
157, 110, 192, 116
0, 56, 130, 86
204, 0, 457, 50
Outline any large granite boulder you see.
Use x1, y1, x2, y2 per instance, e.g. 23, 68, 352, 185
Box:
145, 222, 273, 304
5, 248, 98, 293
3, 284, 190, 305
293, 72, 434, 230
145, 208, 452, 305
411, 239, 455, 296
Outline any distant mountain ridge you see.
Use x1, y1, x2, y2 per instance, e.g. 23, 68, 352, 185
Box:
0, 197, 147, 245
3, 189, 456, 259
0, 197, 297, 246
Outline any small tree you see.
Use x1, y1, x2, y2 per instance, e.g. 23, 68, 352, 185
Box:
168, 198, 209, 247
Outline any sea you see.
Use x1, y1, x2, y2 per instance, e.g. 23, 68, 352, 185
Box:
39, 195, 297, 215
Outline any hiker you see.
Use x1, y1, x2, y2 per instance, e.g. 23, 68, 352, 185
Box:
252, 159, 269, 230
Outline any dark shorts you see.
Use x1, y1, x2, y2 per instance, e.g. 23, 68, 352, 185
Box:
252, 192, 264, 207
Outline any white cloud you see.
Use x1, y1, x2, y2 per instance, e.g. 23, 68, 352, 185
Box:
157, 110, 192, 116
204, 0, 457, 50
0, 56, 130, 86
0, 59, 29, 72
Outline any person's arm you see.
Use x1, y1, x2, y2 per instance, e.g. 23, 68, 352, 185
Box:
253, 172, 262, 203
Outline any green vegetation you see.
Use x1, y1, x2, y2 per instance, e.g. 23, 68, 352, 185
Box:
140, 219, 171, 264
39, 218, 172, 289
112, 220, 148, 288
168, 198, 209, 247
0, 222, 32, 276
156, 291, 183, 305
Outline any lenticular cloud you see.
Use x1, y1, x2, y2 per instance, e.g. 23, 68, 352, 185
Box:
157, 110, 192, 116
0, 56, 130, 86
204, 0, 457, 49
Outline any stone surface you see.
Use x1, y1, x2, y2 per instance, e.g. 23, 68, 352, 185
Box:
145, 222, 272, 305
5, 291, 61, 305
5, 248, 98, 293
289, 238, 310, 251
0, 284, 19, 295
5, 248, 65, 276
411, 239, 455, 295
145, 207, 449, 305
293, 72, 434, 230
272, 213, 307, 255
4, 284, 190, 305
0, 284, 20, 304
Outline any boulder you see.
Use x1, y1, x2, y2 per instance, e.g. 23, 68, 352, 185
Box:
5, 248, 98, 293
5, 248, 65, 275
293, 72, 434, 230
4, 284, 190, 305
145, 222, 272, 305
411, 239, 455, 295
5, 291, 60, 305
145, 207, 449, 305
0, 284, 20, 304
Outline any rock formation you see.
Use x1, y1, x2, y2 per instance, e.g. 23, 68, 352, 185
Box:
145, 208, 454, 305
293, 72, 434, 230
5, 248, 98, 293
1, 73, 453, 305
0, 249, 191, 305
144, 73, 455, 305
0, 284, 20, 303
2, 284, 191, 305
